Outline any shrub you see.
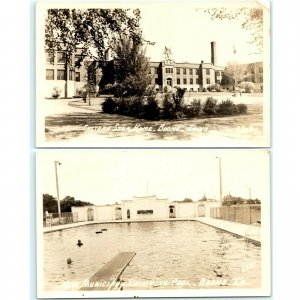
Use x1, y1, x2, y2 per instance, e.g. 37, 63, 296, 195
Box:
162, 93, 182, 119
143, 96, 160, 120
236, 103, 248, 114
238, 81, 255, 93
203, 97, 218, 115
202, 88, 207, 92
52, 87, 62, 98
217, 99, 238, 115
183, 99, 202, 118
102, 97, 117, 113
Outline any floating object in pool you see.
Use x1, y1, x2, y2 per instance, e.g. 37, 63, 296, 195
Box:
77, 240, 83, 247
95, 231, 102, 234
101, 229, 107, 231
213, 269, 223, 277
67, 258, 72, 264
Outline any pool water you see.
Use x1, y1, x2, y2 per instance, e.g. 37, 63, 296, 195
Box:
43, 221, 261, 291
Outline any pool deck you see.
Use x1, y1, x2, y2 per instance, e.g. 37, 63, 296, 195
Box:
43, 217, 261, 243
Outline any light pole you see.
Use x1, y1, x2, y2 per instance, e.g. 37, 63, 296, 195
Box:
247, 186, 252, 199
216, 157, 223, 203
54, 161, 62, 224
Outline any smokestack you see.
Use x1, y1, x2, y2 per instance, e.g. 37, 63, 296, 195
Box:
211, 41, 217, 65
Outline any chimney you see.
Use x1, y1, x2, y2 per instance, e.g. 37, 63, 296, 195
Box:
211, 41, 217, 65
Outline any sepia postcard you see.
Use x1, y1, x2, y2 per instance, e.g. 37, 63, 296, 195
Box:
36, 149, 271, 298
36, 1, 270, 147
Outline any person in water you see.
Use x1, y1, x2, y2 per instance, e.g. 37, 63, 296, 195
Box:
77, 239, 83, 247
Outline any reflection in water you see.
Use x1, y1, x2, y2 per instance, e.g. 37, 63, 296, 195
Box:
44, 221, 261, 291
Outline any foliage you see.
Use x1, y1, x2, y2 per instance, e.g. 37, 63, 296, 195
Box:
217, 99, 238, 115
203, 7, 263, 52
236, 103, 247, 114
112, 35, 154, 97
221, 72, 235, 86
143, 96, 160, 120
182, 99, 202, 118
52, 86, 62, 98
207, 83, 221, 92
238, 81, 255, 93
45, 9, 144, 64
102, 97, 117, 113
182, 198, 193, 202
222, 194, 261, 206
43, 194, 94, 213
203, 97, 218, 115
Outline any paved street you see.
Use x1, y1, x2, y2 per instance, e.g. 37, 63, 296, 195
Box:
41, 93, 266, 147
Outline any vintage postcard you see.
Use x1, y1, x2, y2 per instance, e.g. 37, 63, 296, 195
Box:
36, 1, 270, 147
36, 149, 271, 298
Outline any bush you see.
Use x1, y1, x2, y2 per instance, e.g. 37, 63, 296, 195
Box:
203, 97, 218, 115
236, 103, 248, 114
217, 99, 238, 115
238, 81, 255, 93
182, 99, 202, 118
52, 87, 62, 98
202, 88, 207, 92
102, 97, 117, 113
143, 97, 160, 120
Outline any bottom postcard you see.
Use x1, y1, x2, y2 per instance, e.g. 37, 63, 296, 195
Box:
36, 149, 271, 298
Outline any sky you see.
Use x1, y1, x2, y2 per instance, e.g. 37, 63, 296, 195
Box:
138, 4, 264, 65
37, 150, 269, 205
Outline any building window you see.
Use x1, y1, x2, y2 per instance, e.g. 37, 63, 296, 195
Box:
57, 52, 65, 64
189, 69, 193, 75
183, 78, 187, 84
137, 210, 153, 215
183, 69, 186, 75
215, 71, 220, 76
46, 69, 54, 80
259, 67, 263, 73
166, 68, 173, 73
260, 77, 263, 83
75, 72, 80, 82
221, 71, 224, 76
206, 78, 210, 84
45, 52, 54, 64
57, 70, 65, 80
206, 69, 210, 75
216, 80, 220, 84
155, 78, 159, 84
251, 68, 254, 74
196, 69, 200, 75
196, 78, 199, 85
177, 78, 180, 85
69, 70, 74, 81
190, 78, 193, 84
176, 68, 180, 74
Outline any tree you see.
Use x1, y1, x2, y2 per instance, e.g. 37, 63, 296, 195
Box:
203, 7, 263, 52
45, 8, 144, 97
182, 198, 193, 202
43, 194, 94, 213
111, 35, 154, 97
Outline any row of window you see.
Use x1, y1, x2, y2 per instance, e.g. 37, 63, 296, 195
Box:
46, 69, 81, 81
46, 52, 83, 68
152, 67, 223, 76
154, 78, 221, 85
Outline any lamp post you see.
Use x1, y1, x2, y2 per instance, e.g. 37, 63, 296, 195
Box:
216, 157, 223, 203
54, 161, 62, 224
247, 186, 252, 199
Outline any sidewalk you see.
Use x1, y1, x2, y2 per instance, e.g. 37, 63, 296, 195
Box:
43, 217, 261, 244
195, 217, 261, 243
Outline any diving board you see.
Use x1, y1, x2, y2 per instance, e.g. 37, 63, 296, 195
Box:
80, 252, 136, 291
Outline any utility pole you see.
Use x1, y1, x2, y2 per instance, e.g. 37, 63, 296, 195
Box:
54, 161, 62, 224
216, 157, 223, 203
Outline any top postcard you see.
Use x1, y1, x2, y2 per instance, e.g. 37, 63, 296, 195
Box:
36, 1, 270, 147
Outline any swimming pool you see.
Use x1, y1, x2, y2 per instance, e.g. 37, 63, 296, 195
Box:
43, 221, 261, 291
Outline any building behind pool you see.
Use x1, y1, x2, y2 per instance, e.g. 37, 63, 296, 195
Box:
71, 195, 221, 222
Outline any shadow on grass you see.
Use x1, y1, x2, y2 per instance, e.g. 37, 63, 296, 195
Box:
45, 108, 263, 142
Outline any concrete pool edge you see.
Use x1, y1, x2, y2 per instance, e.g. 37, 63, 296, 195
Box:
43, 217, 261, 244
